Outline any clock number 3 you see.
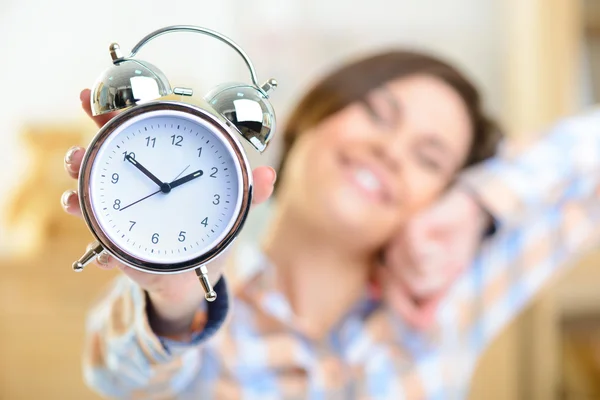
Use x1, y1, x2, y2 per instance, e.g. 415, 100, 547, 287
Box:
213, 194, 220, 205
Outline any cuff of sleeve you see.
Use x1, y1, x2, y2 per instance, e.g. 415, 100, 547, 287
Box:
158, 277, 230, 357
457, 180, 499, 238
130, 276, 230, 361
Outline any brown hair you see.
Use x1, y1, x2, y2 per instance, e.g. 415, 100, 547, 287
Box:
275, 50, 503, 191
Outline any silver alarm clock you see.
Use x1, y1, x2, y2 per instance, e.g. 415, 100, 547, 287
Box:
71, 26, 277, 302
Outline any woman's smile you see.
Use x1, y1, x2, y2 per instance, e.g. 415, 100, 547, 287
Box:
338, 151, 397, 205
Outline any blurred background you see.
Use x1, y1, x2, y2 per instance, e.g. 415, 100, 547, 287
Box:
0, 0, 599, 398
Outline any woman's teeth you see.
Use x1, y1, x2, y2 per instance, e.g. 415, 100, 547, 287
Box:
355, 168, 381, 193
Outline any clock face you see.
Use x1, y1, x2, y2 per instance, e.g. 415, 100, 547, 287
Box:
87, 108, 244, 266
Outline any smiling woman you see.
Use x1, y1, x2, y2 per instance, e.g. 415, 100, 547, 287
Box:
273, 51, 502, 249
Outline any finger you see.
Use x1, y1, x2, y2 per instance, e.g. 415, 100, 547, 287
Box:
94, 252, 119, 270
382, 238, 445, 302
64, 146, 86, 179
379, 268, 440, 330
384, 230, 422, 283
81, 242, 118, 270
407, 292, 443, 330
80, 89, 119, 128
251, 166, 276, 205
61, 190, 82, 217
391, 251, 447, 300
378, 268, 421, 325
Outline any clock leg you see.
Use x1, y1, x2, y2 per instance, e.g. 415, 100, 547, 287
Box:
195, 266, 217, 302
72, 241, 104, 271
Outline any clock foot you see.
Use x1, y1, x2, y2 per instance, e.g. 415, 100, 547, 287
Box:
196, 266, 217, 302
72, 241, 104, 271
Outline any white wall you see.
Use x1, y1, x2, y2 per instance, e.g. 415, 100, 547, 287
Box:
0, 0, 505, 250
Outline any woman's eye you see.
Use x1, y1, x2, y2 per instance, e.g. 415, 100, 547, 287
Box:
361, 101, 385, 125
415, 152, 443, 171
362, 93, 398, 129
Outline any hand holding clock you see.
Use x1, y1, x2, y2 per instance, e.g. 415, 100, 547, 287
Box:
61, 88, 277, 338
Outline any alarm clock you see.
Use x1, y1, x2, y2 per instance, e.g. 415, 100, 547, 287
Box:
71, 25, 277, 302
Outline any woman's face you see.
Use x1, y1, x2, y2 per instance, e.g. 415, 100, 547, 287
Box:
279, 74, 473, 250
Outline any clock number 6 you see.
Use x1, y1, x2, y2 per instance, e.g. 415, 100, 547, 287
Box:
152, 233, 159, 244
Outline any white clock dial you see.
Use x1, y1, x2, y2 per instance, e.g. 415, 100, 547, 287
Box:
88, 110, 242, 265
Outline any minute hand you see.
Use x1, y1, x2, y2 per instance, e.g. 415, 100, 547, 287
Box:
169, 169, 204, 189
126, 154, 165, 188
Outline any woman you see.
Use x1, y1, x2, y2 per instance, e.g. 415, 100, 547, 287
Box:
62, 51, 600, 399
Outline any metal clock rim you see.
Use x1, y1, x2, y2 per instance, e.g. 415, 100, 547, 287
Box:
78, 101, 253, 274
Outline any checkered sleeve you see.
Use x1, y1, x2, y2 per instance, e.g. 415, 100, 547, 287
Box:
447, 108, 600, 359
81, 274, 229, 399
460, 108, 600, 230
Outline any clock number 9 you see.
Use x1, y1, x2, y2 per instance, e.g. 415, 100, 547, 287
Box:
111, 173, 119, 184
151, 233, 159, 244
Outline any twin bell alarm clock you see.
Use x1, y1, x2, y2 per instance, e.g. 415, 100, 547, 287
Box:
71, 26, 277, 302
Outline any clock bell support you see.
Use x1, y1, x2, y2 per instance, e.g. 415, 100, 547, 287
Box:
196, 266, 217, 302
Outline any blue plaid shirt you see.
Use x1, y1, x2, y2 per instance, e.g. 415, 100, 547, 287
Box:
82, 108, 600, 399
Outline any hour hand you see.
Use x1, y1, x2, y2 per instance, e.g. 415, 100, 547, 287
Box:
169, 169, 203, 189
125, 155, 169, 192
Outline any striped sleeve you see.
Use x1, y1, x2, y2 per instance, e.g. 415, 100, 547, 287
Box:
447, 108, 600, 357
459, 108, 600, 230
82, 274, 229, 399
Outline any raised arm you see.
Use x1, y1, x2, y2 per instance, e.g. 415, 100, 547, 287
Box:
460, 107, 600, 228
449, 107, 600, 356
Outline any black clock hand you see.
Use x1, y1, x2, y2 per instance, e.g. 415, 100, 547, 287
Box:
119, 189, 161, 212
125, 154, 170, 193
118, 166, 195, 212
169, 169, 204, 189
